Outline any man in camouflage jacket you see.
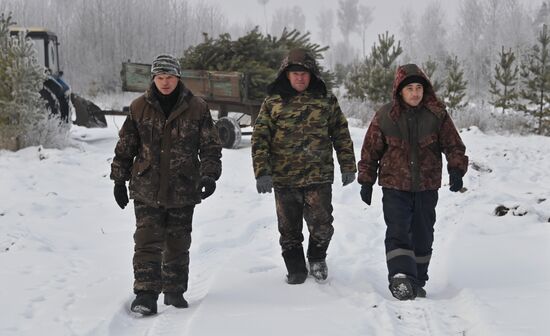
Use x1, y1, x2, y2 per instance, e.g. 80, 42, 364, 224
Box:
110, 54, 222, 315
252, 48, 356, 284
358, 63, 468, 300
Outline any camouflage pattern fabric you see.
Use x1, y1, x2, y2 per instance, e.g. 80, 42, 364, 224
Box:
133, 201, 194, 294
275, 184, 334, 255
252, 92, 356, 187
358, 64, 468, 191
276, 48, 321, 80
266, 48, 328, 100
110, 82, 222, 208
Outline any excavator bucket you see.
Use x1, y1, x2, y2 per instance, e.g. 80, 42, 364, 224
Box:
71, 93, 108, 128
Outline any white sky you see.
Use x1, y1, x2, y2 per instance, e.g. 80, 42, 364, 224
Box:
199, 0, 460, 46
198, 0, 539, 50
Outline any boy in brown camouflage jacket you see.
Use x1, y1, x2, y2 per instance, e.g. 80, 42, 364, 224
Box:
358, 63, 468, 300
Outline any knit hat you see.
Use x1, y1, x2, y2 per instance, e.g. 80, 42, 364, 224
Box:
397, 75, 428, 93
151, 54, 181, 78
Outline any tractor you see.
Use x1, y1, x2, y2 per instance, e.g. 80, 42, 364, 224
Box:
8, 27, 106, 129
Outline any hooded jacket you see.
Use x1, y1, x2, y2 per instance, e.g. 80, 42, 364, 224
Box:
266, 48, 327, 101
252, 49, 356, 187
110, 82, 222, 207
357, 64, 468, 191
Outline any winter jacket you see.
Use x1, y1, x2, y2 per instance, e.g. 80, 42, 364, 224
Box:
357, 64, 468, 191
110, 82, 222, 208
252, 49, 356, 187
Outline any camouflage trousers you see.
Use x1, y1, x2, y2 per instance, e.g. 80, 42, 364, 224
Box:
132, 200, 194, 294
274, 183, 334, 261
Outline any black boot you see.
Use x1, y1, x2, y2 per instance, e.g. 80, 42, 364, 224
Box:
164, 292, 189, 308
306, 237, 328, 261
282, 247, 308, 285
131, 291, 158, 315
309, 260, 328, 283
389, 274, 416, 301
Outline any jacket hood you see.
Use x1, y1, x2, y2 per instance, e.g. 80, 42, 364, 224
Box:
267, 48, 327, 100
390, 63, 445, 120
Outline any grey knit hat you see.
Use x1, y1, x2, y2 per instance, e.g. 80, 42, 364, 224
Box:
151, 54, 181, 77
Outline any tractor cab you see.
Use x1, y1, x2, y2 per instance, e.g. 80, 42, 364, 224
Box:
9, 27, 71, 121
9, 27, 62, 77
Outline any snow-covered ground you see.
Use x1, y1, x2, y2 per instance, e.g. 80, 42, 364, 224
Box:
1, 115, 549, 336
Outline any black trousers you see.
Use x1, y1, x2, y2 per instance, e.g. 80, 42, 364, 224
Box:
382, 188, 438, 287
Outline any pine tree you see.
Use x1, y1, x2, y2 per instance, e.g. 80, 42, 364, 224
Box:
489, 47, 519, 114
422, 59, 442, 95
1, 13, 42, 149
337, 0, 359, 44
534, 2, 550, 30
0, 12, 69, 150
332, 62, 352, 88
344, 32, 403, 104
344, 31, 402, 104
442, 56, 468, 116
180, 27, 330, 101
343, 60, 369, 101
519, 24, 550, 135
365, 32, 403, 105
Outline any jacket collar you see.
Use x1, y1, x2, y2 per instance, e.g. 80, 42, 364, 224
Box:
145, 81, 193, 123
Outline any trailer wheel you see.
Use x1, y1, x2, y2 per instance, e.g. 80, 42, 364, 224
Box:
216, 117, 241, 149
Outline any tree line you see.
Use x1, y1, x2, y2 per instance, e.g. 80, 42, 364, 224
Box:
1, 0, 549, 135
342, 23, 549, 135
0, 0, 231, 94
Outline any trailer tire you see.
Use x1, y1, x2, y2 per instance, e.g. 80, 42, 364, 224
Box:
216, 117, 241, 149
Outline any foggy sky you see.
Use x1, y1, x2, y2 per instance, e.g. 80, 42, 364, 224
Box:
197, 0, 539, 49
198, 0, 459, 47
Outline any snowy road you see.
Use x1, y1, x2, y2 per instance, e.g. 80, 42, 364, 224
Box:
1, 118, 549, 335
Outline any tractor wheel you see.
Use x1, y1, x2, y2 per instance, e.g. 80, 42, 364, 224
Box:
40, 86, 61, 117
216, 117, 241, 149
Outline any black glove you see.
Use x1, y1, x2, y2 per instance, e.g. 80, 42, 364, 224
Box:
449, 170, 463, 192
360, 184, 373, 205
199, 176, 216, 199
256, 175, 273, 193
114, 183, 129, 209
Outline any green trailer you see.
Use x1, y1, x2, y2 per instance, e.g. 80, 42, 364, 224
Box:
119, 62, 262, 149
